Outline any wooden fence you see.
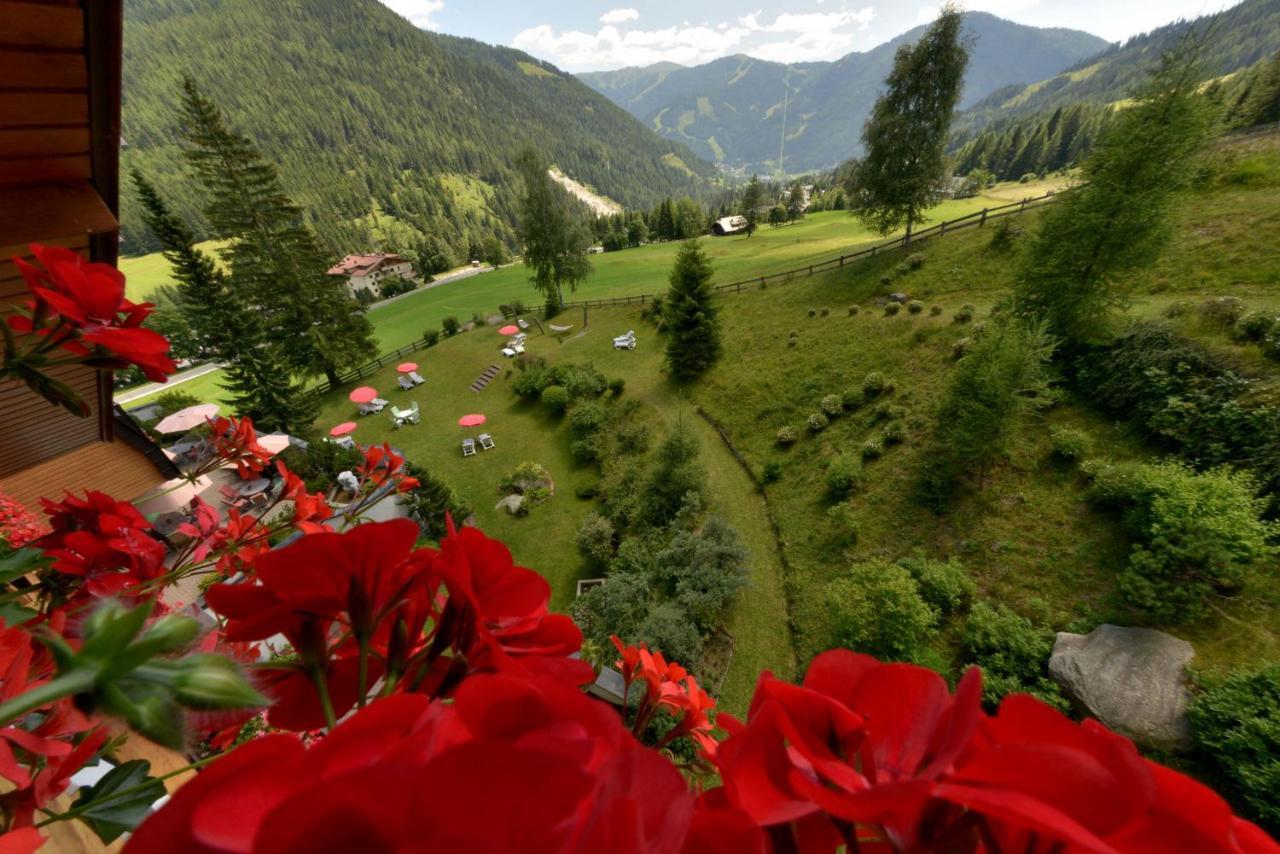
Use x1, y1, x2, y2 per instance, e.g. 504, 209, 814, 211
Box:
302, 191, 1059, 401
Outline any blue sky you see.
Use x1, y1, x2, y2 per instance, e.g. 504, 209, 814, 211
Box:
377, 1, 1245, 71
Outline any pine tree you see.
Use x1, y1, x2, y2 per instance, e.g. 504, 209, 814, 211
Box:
177, 77, 375, 385
1014, 37, 1215, 344
739, 175, 763, 237
131, 169, 314, 432
786, 183, 806, 222
848, 3, 969, 238
664, 240, 721, 383
515, 146, 592, 315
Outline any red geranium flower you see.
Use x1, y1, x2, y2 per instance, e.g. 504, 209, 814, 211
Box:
276, 461, 331, 534
36, 491, 166, 598
355, 443, 418, 493
208, 417, 271, 479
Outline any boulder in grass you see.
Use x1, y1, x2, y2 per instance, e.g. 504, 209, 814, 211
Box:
889, 292, 909, 303
1049, 624, 1195, 751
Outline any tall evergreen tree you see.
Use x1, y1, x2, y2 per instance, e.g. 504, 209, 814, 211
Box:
177, 77, 375, 385
786, 183, 806, 222
514, 146, 592, 315
847, 4, 969, 238
1014, 37, 1215, 344
739, 175, 763, 237
131, 169, 314, 431
664, 240, 721, 383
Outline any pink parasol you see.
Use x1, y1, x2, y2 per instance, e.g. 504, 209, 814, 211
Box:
498, 325, 519, 335
257, 434, 293, 456
329, 422, 358, 437
153, 403, 220, 434
457, 414, 486, 427
349, 386, 378, 404
397, 362, 418, 373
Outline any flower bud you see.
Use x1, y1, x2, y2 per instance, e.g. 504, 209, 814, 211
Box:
170, 654, 268, 711
136, 615, 201, 656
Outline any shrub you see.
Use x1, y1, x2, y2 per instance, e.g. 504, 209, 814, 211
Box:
961, 602, 1067, 711
152, 389, 202, 420
575, 482, 599, 500
884, 301, 901, 316
399, 462, 472, 543
807, 412, 829, 433
954, 304, 975, 324
608, 377, 626, 397
1163, 301, 1194, 319
883, 420, 906, 445
1019, 172, 1036, 183
848, 305, 860, 316
1049, 426, 1091, 462
278, 442, 363, 494
541, 385, 571, 414
820, 394, 843, 418
569, 402, 605, 437
988, 218, 1022, 252
862, 372, 889, 397
423, 329, 441, 347
930, 305, 943, 316
1199, 296, 1247, 329
898, 555, 975, 616
570, 438, 600, 463
869, 401, 903, 425
826, 452, 862, 499
860, 439, 884, 460
824, 561, 938, 661
1088, 460, 1275, 623
826, 503, 859, 546
656, 516, 749, 632
1189, 663, 1280, 829
787, 337, 797, 348
917, 320, 1056, 512
1236, 312, 1276, 343
636, 602, 703, 666
820, 307, 830, 317
761, 461, 782, 484
808, 308, 818, 318
841, 388, 864, 410
906, 253, 925, 271
879, 274, 893, 287
895, 262, 910, 278
788, 330, 799, 339
775, 425, 798, 446
907, 300, 925, 315
640, 423, 706, 527
615, 422, 650, 456
952, 337, 971, 359
442, 316, 461, 336
575, 512, 615, 564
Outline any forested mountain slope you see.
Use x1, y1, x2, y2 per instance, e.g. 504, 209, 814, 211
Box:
120, 0, 714, 257
579, 13, 1107, 174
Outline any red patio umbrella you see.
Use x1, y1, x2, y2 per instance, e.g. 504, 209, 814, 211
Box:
457, 414, 486, 427
498, 325, 519, 336
349, 386, 378, 404
329, 422, 358, 437
397, 362, 418, 373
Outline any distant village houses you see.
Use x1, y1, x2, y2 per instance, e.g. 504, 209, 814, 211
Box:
326, 253, 417, 297
712, 215, 748, 236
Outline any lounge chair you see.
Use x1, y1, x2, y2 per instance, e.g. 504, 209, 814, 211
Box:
501, 347, 517, 359
397, 376, 415, 391
462, 438, 477, 457
478, 433, 495, 450
549, 323, 573, 334
517, 319, 530, 330
390, 401, 420, 429
409, 371, 426, 385
613, 330, 637, 350
335, 436, 356, 450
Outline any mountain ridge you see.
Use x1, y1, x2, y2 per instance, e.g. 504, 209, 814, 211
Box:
579, 12, 1110, 175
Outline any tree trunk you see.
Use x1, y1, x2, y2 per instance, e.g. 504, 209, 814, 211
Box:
904, 215, 914, 246
324, 364, 340, 386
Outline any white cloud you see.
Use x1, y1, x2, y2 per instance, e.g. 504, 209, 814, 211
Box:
379, 0, 445, 30
919, 0, 1039, 23
512, 5, 876, 71
600, 8, 640, 24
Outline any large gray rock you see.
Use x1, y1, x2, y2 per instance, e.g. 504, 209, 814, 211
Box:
1049, 624, 1195, 751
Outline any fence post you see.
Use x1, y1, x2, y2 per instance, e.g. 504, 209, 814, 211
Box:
940, 221, 946, 237
808, 265, 813, 275
1020, 198, 1027, 212
980, 208, 988, 227
760, 277, 765, 287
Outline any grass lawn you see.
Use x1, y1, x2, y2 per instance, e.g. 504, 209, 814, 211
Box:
309, 313, 794, 713
121, 184, 1056, 409
118, 239, 225, 302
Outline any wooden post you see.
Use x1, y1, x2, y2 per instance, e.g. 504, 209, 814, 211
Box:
940, 222, 946, 237
979, 208, 988, 227
1020, 198, 1028, 212
583, 304, 588, 328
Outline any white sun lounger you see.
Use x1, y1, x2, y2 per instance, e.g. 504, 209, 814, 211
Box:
462, 438, 477, 457
409, 371, 426, 385
397, 376, 415, 391
478, 433, 495, 450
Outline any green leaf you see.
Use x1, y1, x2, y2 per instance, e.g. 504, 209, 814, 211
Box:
0, 548, 49, 587
0, 601, 38, 628
71, 759, 165, 844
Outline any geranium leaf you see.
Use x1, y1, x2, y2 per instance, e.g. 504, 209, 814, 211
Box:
72, 759, 165, 843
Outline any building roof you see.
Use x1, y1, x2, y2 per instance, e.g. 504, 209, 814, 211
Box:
713, 215, 747, 233
326, 253, 409, 277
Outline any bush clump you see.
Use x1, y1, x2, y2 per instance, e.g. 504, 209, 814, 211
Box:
862, 371, 890, 397
824, 561, 938, 662
541, 385, 570, 414
1088, 460, 1276, 623
906, 253, 925, 271
1199, 296, 1247, 329
930, 305, 943, 317
953, 305, 975, 324
807, 412, 830, 433
820, 307, 830, 317
848, 305, 860, 316
898, 555, 975, 616
907, 300, 925, 315
884, 301, 902, 316
841, 388, 864, 410
1049, 426, 1091, 462
825, 452, 862, 499
808, 308, 818, 318
569, 402, 605, 437
879, 274, 893, 287
442, 316, 461, 336
608, 377, 626, 397
819, 394, 843, 418
775, 425, 799, 446
961, 602, 1067, 711
575, 512, 615, 564
952, 337, 971, 359
882, 420, 906, 445
1189, 663, 1280, 830
860, 440, 884, 460
761, 461, 782, 484
1236, 312, 1276, 343
423, 329, 441, 347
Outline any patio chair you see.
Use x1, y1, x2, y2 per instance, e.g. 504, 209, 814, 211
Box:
517, 319, 530, 330
358, 402, 378, 416
372, 398, 389, 409
613, 330, 637, 350
335, 436, 356, 450
501, 347, 517, 359
397, 376, 415, 391
462, 438, 477, 457
409, 371, 426, 385
478, 433, 495, 450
